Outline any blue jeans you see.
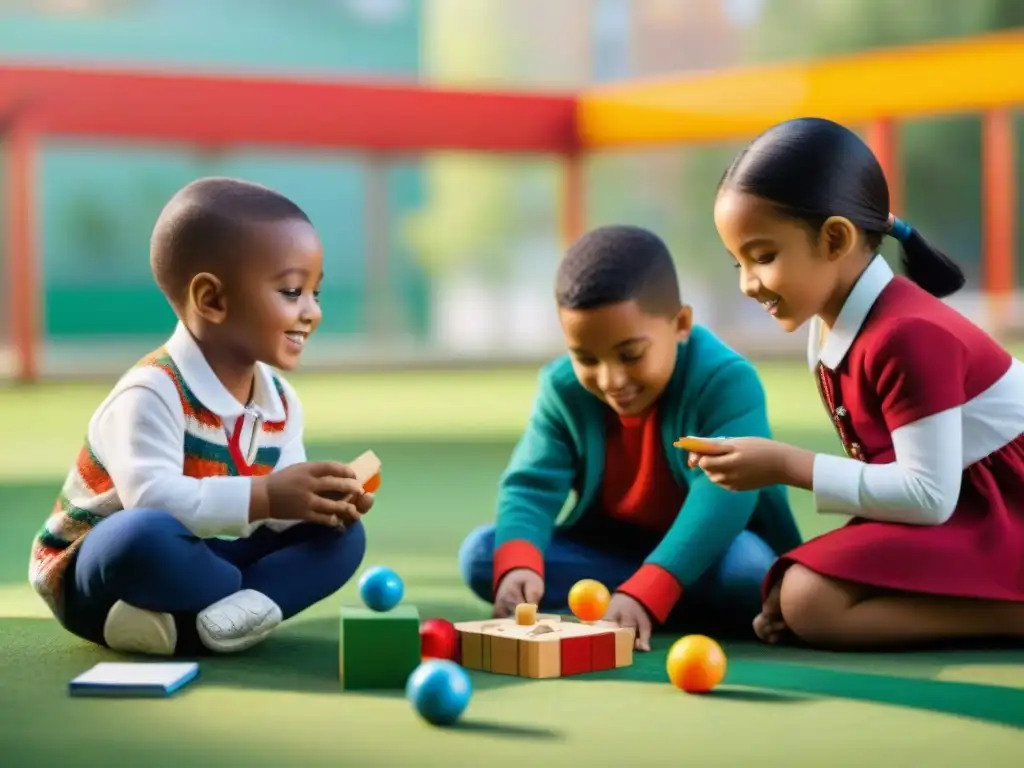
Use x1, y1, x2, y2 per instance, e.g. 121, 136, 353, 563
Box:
459, 519, 776, 638
62, 508, 366, 655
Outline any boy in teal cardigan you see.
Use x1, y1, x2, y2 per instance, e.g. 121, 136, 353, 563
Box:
458, 225, 802, 649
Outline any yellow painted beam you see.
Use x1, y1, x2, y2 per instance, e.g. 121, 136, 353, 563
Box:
577, 30, 1024, 148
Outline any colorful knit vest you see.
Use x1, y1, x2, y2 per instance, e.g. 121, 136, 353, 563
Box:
28, 348, 290, 617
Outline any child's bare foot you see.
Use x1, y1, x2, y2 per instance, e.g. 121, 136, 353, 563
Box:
753, 583, 787, 644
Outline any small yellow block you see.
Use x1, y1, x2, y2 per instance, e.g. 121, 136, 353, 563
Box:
515, 603, 538, 625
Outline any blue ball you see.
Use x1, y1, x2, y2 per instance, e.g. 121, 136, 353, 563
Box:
406, 660, 472, 726
358, 566, 404, 612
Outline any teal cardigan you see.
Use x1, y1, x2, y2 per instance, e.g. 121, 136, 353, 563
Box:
495, 325, 802, 590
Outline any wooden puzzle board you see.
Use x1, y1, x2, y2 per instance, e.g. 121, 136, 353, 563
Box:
454, 615, 635, 679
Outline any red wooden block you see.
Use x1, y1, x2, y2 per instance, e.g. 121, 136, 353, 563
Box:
591, 631, 616, 671
559, 635, 593, 676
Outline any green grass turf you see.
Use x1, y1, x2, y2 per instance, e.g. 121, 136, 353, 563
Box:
2, 363, 1024, 766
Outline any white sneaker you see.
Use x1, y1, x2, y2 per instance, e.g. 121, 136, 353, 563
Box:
196, 589, 282, 653
103, 600, 177, 656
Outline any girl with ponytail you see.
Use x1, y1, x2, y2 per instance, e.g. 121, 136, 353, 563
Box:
684, 116, 1024, 650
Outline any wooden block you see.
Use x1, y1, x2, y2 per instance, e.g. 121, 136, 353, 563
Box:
481, 632, 492, 671
349, 450, 381, 486
587, 620, 635, 668
613, 626, 635, 667
489, 635, 519, 675
454, 616, 635, 679
456, 616, 609, 678
339, 604, 420, 690
515, 603, 537, 625
673, 436, 729, 455
591, 631, 616, 671
460, 630, 482, 670
518, 633, 561, 678
322, 450, 381, 502
559, 635, 593, 676
455, 619, 511, 672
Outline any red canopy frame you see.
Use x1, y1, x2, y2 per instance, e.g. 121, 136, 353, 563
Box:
5, 32, 1021, 380
0, 63, 579, 151
1, 63, 583, 381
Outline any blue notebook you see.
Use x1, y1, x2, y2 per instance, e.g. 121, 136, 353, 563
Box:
69, 662, 199, 697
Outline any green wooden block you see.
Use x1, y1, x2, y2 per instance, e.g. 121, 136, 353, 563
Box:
339, 604, 421, 690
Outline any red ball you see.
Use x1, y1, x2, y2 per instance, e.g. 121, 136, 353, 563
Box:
419, 618, 459, 662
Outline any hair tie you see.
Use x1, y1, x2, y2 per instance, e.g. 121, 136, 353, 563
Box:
886, 213, 912, 243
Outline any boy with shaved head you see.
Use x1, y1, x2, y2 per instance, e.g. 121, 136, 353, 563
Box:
30, 178, 371, 657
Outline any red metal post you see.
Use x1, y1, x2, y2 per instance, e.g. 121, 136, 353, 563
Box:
561, 152, 585, 251
981, 108, 1017, 334
5, 120, 40, 382
866, 118, 903, 216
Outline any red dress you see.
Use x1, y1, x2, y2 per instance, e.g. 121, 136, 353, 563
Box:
764, 259, 1024, 601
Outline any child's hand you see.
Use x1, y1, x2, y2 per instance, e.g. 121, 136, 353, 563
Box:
689, 437, 807, 491
353, 491, 375, 516
604, 593, 653, 651
492, 569, 544, 618
252, 461, 369, 528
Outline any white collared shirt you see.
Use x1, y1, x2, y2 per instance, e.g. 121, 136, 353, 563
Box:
85, 322, 306, 538
807, 256, 962, 525
805, 256, 1024, 526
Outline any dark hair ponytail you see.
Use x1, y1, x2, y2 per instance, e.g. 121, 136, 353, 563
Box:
887, 218, 966, 298
718, 117, 965, 298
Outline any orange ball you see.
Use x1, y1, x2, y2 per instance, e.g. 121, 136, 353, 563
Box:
666, 635, 727, 693
363, 473, 381, 493
567, 579, 611, 622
